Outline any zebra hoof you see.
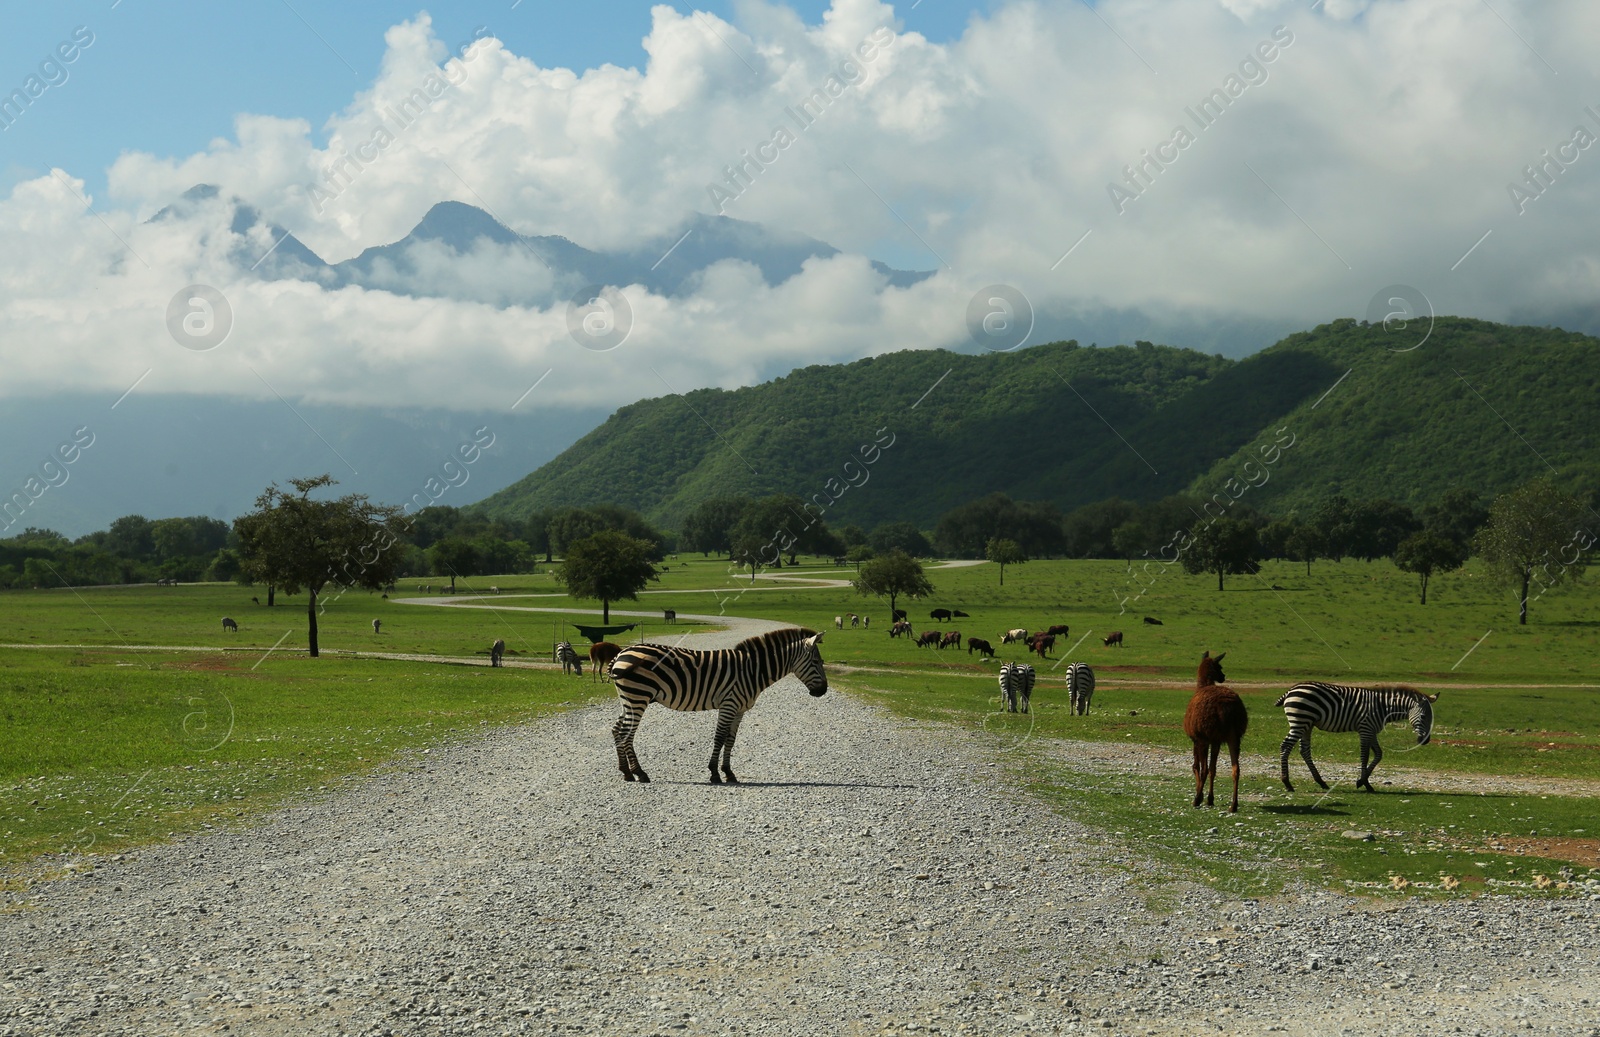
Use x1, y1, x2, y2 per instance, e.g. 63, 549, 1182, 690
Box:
634, 771, 651, 783
622, 771, 636, 782
708, 772, 722, 785
723, 772, 739, 784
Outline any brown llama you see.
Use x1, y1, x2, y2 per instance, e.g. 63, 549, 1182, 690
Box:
589, 641, 623, 681
1182, 651, 1249, 813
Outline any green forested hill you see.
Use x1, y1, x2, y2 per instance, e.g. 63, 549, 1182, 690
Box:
476, 318, 1600, 528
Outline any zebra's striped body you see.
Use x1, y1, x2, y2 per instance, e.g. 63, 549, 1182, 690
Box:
555, 640, 584, 676
609, 628, 827, 784
998, 661, 1036, 714
1065, 662, 1096, 715
1275, 681, 1437, 792
490, 638, 505, 667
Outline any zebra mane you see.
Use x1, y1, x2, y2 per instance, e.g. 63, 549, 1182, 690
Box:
1371, 683, 1424, 698
738, 627, 819, 651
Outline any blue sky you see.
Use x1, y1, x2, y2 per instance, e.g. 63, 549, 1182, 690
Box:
0, 1, 984, 200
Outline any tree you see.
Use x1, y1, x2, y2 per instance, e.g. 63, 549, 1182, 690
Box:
1392, 531, 1467, 605
427, 536, 479, 592
1311, 495, 1355, 562
985, 538, 1026, 586
233, 475, 405, 657
1283, 523, 1324, 577
731, 534, 766, 583
867, 521, 932, 558
851, 549, 933, 618
1345, 499, 1420, 561
1180, 517, 1260, 591
1421, 488, 1489, 554
682, 497, 750, 557
845, 544, 875, 571
556, 530, 662, 622
1110, 521, 1151, 562
1474, 479, 1591, 625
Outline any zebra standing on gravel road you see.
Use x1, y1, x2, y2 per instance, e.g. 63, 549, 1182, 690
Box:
609, 628, 827, 784
555, 641, 584, 676
1275, 682, 1438, 792
998, 661, 1035, 714
1065, 662, 1095, 715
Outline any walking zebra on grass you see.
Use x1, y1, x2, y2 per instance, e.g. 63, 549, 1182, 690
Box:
998, 661, 1036, 714
609, 628, 827, 784
1065, 662, 1096, 715
1275, 682, 1438, 792
490, 639, 505, 667
555, 641, 584, 676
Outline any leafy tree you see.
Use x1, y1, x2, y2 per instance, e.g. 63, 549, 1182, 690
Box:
867, 521, 932, 558
1283, 523, 1324, 577
1421, 488, 1489, 554
845, 544, 874, 571
985, 538, 1026, 585
206, 548, 246, 584
934, 493, 1063, 558
682, 497, 750, 557
1474, 479, 1591, 625
851, 549, 933, 618
837, 525, 868, 549
1392, 531, 1467, 605
1346, 499, 1420, 561
1110, 521, 1151, 562
427, 536, 480, 592
730, 494, 838, 565
1061, 497, 1138, 558
1311, 495, 1355, 562
1180, 517, 1260, 591
233, 475, 405, 657
105, 515, 155, 560
556, 530, 662, 622
731, 534, 766, 584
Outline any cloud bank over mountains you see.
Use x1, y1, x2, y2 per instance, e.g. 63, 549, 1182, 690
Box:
4, 0, 1599, 414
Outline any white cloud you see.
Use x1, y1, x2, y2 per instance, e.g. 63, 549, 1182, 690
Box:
3, 0, 1599, 414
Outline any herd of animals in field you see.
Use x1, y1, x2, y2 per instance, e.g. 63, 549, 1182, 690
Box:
215, 591, 1440, 805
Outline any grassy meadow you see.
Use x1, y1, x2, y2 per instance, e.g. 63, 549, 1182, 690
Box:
1, 553, 1596, 898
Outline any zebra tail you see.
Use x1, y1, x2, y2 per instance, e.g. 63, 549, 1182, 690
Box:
1273, 690, 1292, 708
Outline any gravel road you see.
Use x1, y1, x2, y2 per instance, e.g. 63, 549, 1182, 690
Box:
3, 618, 1598, 1036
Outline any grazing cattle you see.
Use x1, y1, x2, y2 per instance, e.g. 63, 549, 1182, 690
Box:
915, 630, 941, 648
888, 620, 913, 638
1271, 584, 1284, 591
1030, 633, 1055, 658
489, 586, 501, 595
1001, 628, 1029, 645
939, 630, 962, 649
1065, 662, 1096, 715
1103, 631, 1124, 647
848, 613, 860, 627
891, 609, 908, 623
834, 616, 844, 630
221, 617, 238, 633
589, 641, 622, 681
1184, 652, 1249, 813
555, 641, 584, 676
663, 609, 677, 624
1046, 624, 1070, 637
1144, 616, 1162, 625
952, 609, 969, 618
967, 637, 995, 659
251, 596, 260, 605
862, 616, 870, 629
372, 619, 381, 634
490, 639, 505, 667
930, 608, 953, 623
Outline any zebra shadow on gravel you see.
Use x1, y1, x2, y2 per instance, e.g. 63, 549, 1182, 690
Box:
646, 780, 917, 790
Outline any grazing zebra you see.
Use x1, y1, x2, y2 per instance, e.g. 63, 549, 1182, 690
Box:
555, 641, 584, 676
1065, 662, 1095, 715
221, 617, 237, 633
998, 661, 1036, 713
1275, 682, 1439, 792
609, 628, 827, 783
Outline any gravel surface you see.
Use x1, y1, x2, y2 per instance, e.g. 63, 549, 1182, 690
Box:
3, 618, 1598, 1036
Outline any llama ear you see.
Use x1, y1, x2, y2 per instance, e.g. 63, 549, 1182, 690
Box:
1214, 652, 1226, 663
1202, 650, 1211, 659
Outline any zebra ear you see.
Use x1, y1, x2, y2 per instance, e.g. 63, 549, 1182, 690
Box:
1426, 691, 1439, 702
809, 632, 824, 646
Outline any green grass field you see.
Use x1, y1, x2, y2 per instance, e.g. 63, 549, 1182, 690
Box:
2, 555, 1596, 898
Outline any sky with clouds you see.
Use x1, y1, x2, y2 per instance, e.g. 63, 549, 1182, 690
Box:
2, 0, 1598, 415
